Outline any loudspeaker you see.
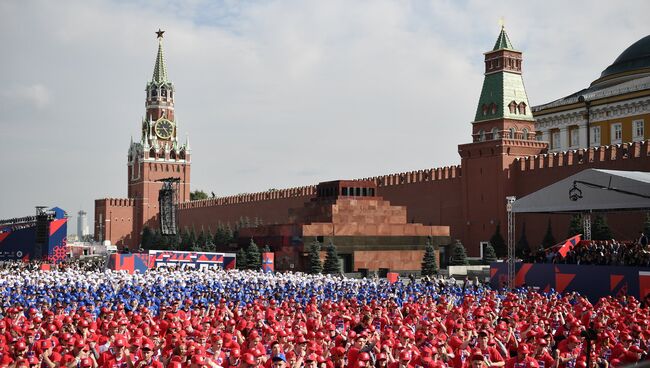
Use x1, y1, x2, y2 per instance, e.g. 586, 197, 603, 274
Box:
35, 214, 49, 259
159, 187, 176, 235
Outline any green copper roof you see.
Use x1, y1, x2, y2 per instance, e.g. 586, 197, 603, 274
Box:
474, 72, 534, 122
152, 38, 168, 84
493, 27, 514, 51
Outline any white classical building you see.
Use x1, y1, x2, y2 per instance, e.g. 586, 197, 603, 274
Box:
533, 35, 650, 152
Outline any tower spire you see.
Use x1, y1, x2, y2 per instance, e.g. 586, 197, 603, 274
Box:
152, 29, 168, 84
492, 25, 514, 51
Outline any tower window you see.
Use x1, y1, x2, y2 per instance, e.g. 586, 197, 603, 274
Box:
151, 88, 158, 97
482, 104, 488, 116
491, 127, 500, 140
517, 102, 527, 115
490, 103, 497, 115
509, 127, 516, 139
478, 129, 485, 142
522, 128, 529, 140
508, 101, 517, 114
161, 87, 167, 97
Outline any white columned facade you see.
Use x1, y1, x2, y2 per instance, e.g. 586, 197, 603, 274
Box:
559, 127, 569, 151
578, 123, 588, 149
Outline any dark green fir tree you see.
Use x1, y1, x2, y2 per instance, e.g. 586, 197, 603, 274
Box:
421, 239, 438, 276
246, 238, 261, 270
308, 240, 323, 274
322, 241, 341, 275
449, 240, 469, 266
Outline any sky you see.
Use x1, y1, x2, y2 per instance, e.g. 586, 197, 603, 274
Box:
0, 0, 648, 234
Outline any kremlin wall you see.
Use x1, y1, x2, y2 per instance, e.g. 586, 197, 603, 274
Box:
96, 29, 650, 272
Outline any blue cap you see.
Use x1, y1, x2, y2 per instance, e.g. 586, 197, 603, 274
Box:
272, 354, 287, 363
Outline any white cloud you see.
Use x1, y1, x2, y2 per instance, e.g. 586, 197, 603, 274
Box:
1, 84, 51, 109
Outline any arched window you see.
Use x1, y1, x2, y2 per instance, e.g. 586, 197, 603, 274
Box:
149, 148, 156, 158
170, 150, 177, 160
490, 103, 497, 115
522, 128, 529, 140
509, 127, 516, 139
491, 127, 500, 140
160, 87, 167, 97
151, 88, 158, 97
478, 129, 485, 142
508, 101, 517, 114
518, 102, 527, 115
482, 104, 488, 116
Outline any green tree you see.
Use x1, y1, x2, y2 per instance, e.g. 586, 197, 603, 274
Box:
196, 230, 207, 251
567, 215, 584, 237
421, 239, 438, 276
592, 214, 613, 240
246, 238, 261, 270
262, 244, 271, 253
187, 229, 198, 252
482, 243, 497, 264
449, 240, 469, 266
308, 240, 323, 274
489, 223, 507, 258
542, 219, 556, 248
141, 227, 155, 250
322, 241, 341, 275
236, 248, 248, 270
190, 190, 209, 201
516, 222, 530, 257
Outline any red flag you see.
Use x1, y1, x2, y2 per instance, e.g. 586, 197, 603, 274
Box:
557, 234, 581, 257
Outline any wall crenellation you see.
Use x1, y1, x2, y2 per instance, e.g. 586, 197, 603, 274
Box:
358, 165, 462, 187
515, 141, 650, 172
178, 185, 317, 209
177, 166, 463, 210
97, 198, 136, 207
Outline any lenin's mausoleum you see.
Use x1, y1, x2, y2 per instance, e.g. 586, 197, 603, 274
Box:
96, 28, 650, 272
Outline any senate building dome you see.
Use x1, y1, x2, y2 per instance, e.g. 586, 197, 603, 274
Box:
599, 35, 650, 80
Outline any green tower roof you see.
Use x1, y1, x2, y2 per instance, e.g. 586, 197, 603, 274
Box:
152, 35, 169, 84
493, 26, 514, 51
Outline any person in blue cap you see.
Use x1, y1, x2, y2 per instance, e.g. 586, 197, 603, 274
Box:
271, 353, 287, 368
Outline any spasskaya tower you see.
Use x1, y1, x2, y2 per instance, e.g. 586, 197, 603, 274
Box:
127, 29, 191, 241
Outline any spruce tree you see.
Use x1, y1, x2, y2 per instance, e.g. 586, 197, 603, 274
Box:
421, 239, 438, 276
141, 227, 154, 250
196, 230, 207, 251
516, 222, 530, 257
567, 215, 584, 237
482, 243, 497, 264
187, 229, 198, 252
489, 223, 507, 258
542, 219, 556, 248
246, 238, 261, 270
308, 240, 323, 274
262, 244, 271, 253
322, 241, 341, 275
236, 248, 248, 270
592, 214, 613, 240
449, 240, 469, 266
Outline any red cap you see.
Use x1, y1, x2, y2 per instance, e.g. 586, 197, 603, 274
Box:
192, 355, 208, 365
80, 358, 93, 368
518, 344, 530, 354
399, 350, 412, 361
231, 348, 241, 358
242, 353, 256, 365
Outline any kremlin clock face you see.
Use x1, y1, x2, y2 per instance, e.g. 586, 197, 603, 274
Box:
155, 118, 174, 139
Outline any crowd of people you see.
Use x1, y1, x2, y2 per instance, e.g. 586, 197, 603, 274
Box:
527, 238, 650, 267
0, 266, 647, 368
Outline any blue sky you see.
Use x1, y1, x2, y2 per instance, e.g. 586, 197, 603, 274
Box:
0, 0, 648, 234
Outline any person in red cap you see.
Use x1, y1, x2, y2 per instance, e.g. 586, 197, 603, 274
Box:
476, 331, 505, 367
330, 346, 347, 368
470, 351, 487, 368
133, 341, 162, 368
557, 335, 582, 368
241, 352, 258, 368
504, 344, 537, 368
388, 350, 414, 368
531, 338, 555, 368
98, 337, 131, 368
222, 348, 241, 368
610, 333, 634, 361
